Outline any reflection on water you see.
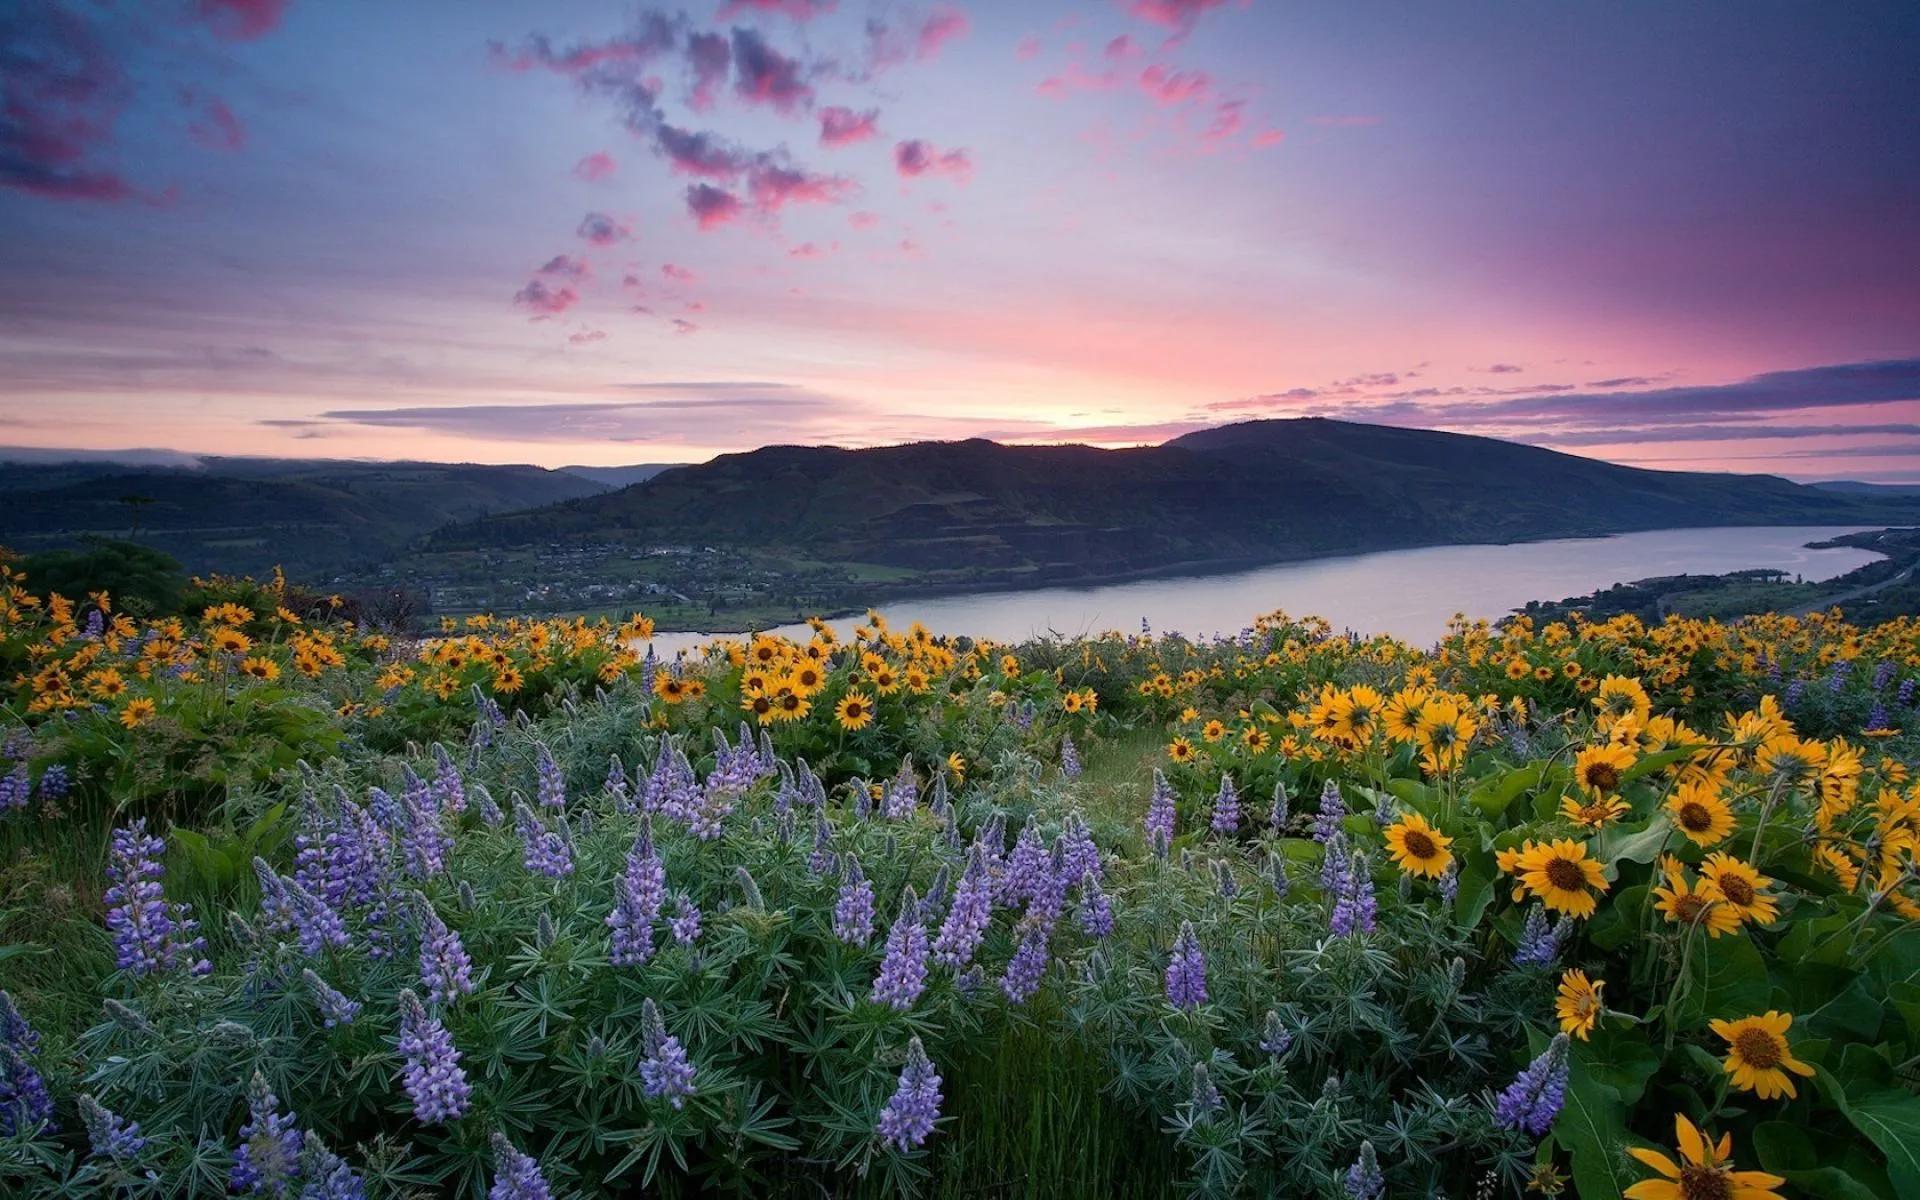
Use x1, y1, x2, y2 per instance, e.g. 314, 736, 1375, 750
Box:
636, 525, 1881, 655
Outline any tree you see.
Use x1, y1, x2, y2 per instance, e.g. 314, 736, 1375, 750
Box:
21, 538, 186, 615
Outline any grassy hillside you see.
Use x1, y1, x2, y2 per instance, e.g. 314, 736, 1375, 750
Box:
430, 419, 1917, 592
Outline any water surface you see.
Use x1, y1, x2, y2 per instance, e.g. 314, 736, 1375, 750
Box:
638, 525, 1880, 654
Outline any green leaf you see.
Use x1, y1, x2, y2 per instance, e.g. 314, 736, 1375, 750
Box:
1452, 863, 1495, 930
1599, 818, 1672, 868
1587, 885, 1648, 952
1571, 1027, 1661, 1106
1555, 1054, 1641, 1198
1465, 762, 1542, 818
1671, 931, 1771, 1028
1818, 1063, 1920, 1200
1753, 1122, 1894, 1200
1620, 745, 1697, 785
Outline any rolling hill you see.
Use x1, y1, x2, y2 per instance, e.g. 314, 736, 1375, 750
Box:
427, 418, 1920, 592
0, 456, 613, 578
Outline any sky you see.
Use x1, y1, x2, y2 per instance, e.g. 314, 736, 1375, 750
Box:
2, 0, 1918, 480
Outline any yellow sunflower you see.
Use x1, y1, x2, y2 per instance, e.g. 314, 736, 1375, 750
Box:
835, 691, 875, 731
1698, 853, 1780, 925
1167, 736, 1197, 764
1201, 719, 1227, 743
1505, 838, 1610, 919
1626, 1114, 1784, 1200
1592, 674, 1651, 732
1573, 743, 1636, 797
1559, 792, 1630, 829
1709, 1011, 1815, 1100
1383, 811, 1454, 878
1651, 860, 1742, 937
119, 696, 157, 729
1555, 969, 1604, 1040
1665, 783, 1735, 847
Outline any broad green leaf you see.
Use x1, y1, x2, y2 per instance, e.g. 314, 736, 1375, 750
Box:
1571, 1027, 1660, 1106
1753, 1121, 1894, 1200
1818, 1062, 1920, 1200
1555, 1054, 1641, 1198
1671, 931, 1771, 1027
1466, 762, 1542, 818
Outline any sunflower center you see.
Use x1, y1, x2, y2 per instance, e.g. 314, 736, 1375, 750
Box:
1672, 894, 1707, 922
1584, 763, 1621, 791
1679, 802, 1712, 831
1544, 857, 1587, 891
1717, 875, 1756, 906
1734, 1027, 1783, 1069
1403, 830, 1437, 858
1679, 1164, 1731, 1200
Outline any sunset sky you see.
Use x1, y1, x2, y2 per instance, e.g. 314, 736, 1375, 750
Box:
3, 0, 1917, 478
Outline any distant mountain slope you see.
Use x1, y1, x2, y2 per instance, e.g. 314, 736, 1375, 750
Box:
0, 458, 608, 578
1812, 480, 1920, 496
430, 418, 1917, 588
557, 463, 686, 488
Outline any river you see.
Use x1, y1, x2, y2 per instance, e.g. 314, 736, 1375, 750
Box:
636, 525, 1881, 654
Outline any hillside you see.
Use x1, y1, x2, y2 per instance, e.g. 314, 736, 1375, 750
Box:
428, 419, 1913, 593
0, 458, 610, 578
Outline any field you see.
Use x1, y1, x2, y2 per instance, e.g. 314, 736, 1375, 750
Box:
2, 555, 1919, 1198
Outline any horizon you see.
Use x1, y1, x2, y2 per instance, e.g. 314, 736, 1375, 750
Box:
3, 1, 1918, 478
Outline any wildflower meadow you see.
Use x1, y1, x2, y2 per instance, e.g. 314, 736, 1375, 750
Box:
2, 552, 1918, 1197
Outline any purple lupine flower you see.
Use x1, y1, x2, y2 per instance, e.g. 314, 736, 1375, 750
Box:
1059, 735, 1081, 781
1783, 679, 1806, 709
1900, 677, 1917, 707
1867, 703, 1893, 734
1059, 812, 1101, 882
1145, 769, 1177, 858
999, 914, 1052, 1004
876, 1036, 943, 1152
1370, 791, 1394, 827
431, 743, 466, 815
871, 889, 929, 1010
932, 847, 993, 970
0, 765, 28, 812
103, 820, 209, 977
998, 824, 1048, 907
399, 782, 451, 879
514, 802, 573, 878
1345, 1142, 1384, 1200
488, 1133, 551, 1200
323, 800, 389, 912
395, 990, 471, 1124
298, 1131, 366, 1200
534, 743, 566, 810
79, 1095, 146, 1161
834, 857, 876, 946
1311, 780, 1347, 843
1212, 859, 1239, 900
1269, 780, 1290, 831
255, 859, 349, 956
1190, 1064, 1223, 1117
1165, 921, 1207, 1010
1205, 768, 1236, 833
1873, 659, 1896, 691
1493, 1034, 1570, 1137
0, 993, 39, 1061
1267, 853, 1291, 899
301, 969, 361, 1027
1512, 908, 1565, 966
639, 998, 696, 1108
669, 895, 702, 946
34, 763, 68, 802
418, 904, 474, 1006
0, 995, 51, 1138
1828, 659, 1852, 694
473, 784, 504, 826
607, 818, 666, 966
1259, 1010, 1292, 1058
1330, 849, 1377, 938
1077, 872, 1113, 938
882, 758, 918, 820
808, 812, 836, 876
231, 1073, 301, 1197
642, 742, 699, 819
604, 755, 633, 813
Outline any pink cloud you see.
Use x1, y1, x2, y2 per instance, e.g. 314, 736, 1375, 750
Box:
1123, 0, 1232, 31
730, 28, 812, 113
685, 31, 730, 111
513, 279, 579, 315
569, 329, 608, 345
0, 6, 138, 202
686, 183, 743, 229
1105, 35, 1142, 60
819, 106, 880, 147
894, 139, 971, 182
183, 91, 246, 152
748, 162, 852, 211
916, 8, 970, 59
789, 241, 838, 258
655, 125, 749, 180
672, 318, 700, 334
718, 0, 836, 18
1198, 99, 1245, 151
848, 210, 882, 229
573, 152, 617, 181
537, 254, 591, 280
1138, 64, 1210, 105
1015, 35, 1043, 60
577, 212, 630, 246
661, 263, 697, 282
1252, 128, 1285, 148
191, 0, 289, 41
